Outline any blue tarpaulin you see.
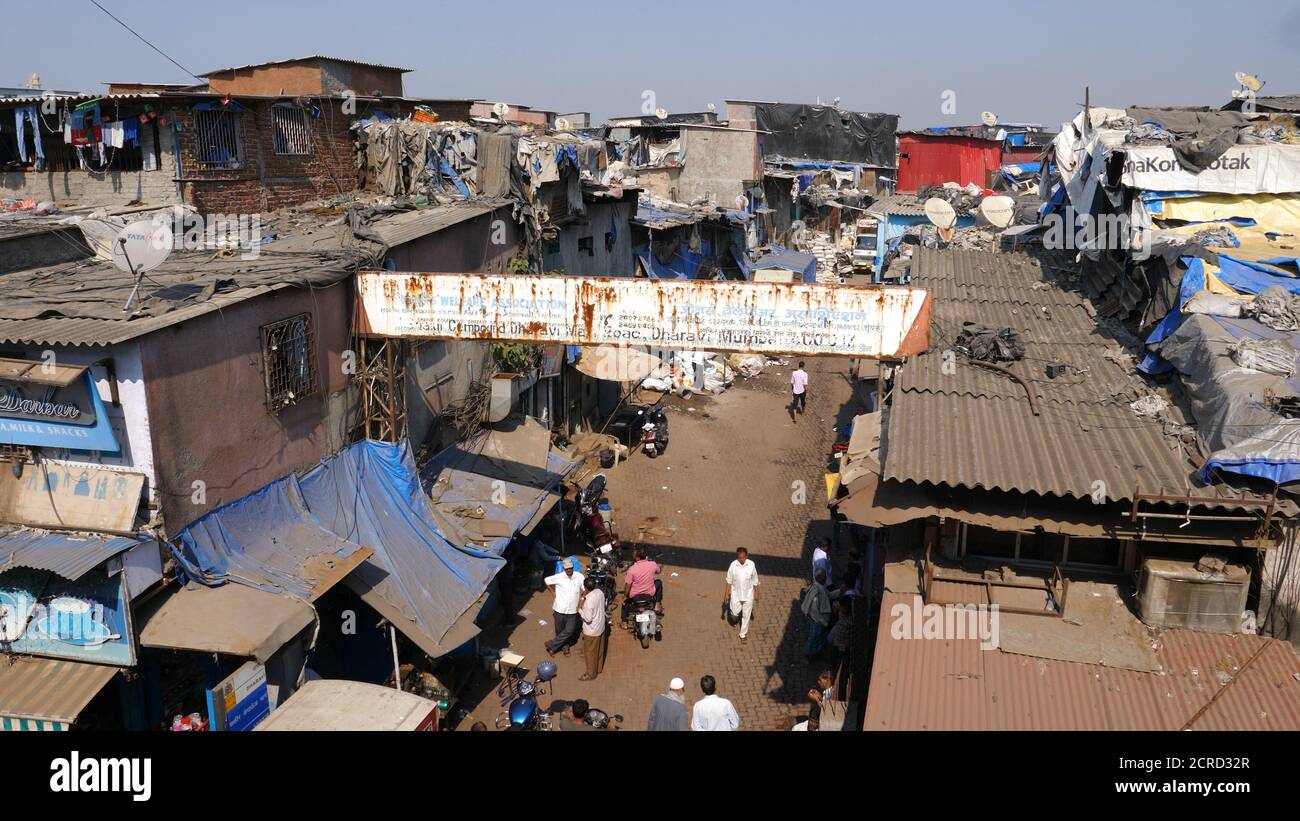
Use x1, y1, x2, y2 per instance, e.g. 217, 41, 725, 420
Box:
300, 440, 503, 648
635, 242, 710, 279
421, 417, 577, 556
172, 440, 504, 647
739, 244, 816, 283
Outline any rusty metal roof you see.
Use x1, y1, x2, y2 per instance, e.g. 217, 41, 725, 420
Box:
867, 194, 928, 217
199, 56, 414, 77
881, 248, 1264, 506
0, 528, 144, 580
866, 592, 1300, 731
0, 656, 118, 729
370, 199, 511, 248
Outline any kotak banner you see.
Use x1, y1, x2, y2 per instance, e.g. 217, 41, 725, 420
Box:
1120, 144, 1300, 195
357, 272, 931, 358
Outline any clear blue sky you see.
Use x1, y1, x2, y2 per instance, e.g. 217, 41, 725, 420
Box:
4, 0, 1298, 129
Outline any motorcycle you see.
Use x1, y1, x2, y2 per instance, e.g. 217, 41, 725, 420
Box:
573, 474, 621, 606
495, 660, 558, 731
638, 401, 669, 458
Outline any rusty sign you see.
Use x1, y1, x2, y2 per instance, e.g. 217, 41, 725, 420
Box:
0, 460, 145, 534
357, 272, 931, 358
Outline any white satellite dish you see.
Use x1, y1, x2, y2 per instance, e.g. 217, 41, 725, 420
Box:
923, 198, 957, 230
981, 111, 999, 127
1235, 72, 1263, 92
112, 219, 173, 274
654, 107, 668, 120
555, 117, 571, 131
734, 194, 749, 210
492, 101, 510, 120
707, 102, 717, 112
979, 195, 1016, 228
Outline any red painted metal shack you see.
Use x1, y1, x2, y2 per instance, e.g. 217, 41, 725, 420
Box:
896, 133, 1002, 192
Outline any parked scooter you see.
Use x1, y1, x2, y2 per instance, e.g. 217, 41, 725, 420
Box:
495, 660, 558, 731
639, 401, 669, 457
625, 594, 663, 649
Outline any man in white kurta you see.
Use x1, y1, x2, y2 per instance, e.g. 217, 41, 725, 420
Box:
724, 548, 760, 640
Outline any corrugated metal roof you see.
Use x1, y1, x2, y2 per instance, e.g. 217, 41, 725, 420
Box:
866, 592, 1300, 730
0, 92, 159, 105
881, 248, 1265, 506
0, 284, 289, 347
0, 528, 143, 579
867, 194, 928, 217
370, 199, 510, 247
199, 56, 414, 76
0, 657, 118, 728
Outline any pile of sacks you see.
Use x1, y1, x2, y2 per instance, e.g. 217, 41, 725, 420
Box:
640, 350, 737, 395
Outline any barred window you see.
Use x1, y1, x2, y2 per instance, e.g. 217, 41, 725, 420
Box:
261, 314, 318, 411
194, 109, 242, 169
271, 104, 312, 155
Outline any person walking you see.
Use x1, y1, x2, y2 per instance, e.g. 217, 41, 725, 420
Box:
544, 558, 584, 656
801, 570, 832, 658
724, 548, 760, 641
811, 537, 833, 587
691, 675, 740, 731
577, 576, 607, 681
791, 360, 809, 421
647, 677, 690, 731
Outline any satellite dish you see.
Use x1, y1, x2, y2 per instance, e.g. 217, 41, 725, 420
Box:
707, 102, 717, 112
981, 111, 999, 127
734, 194, 749, 210
112, 219, 173, 274
923, 198, 957, 230
1235, 72, 1263, 92
979, 195, 1016, 228
654, 107, 668, 120
555, 117, 571, 131
492, 101, 510, 120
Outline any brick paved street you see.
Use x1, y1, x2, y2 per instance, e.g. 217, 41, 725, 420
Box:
464, 356, 869, 730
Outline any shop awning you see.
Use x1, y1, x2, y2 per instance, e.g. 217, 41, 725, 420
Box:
0, 527, 144, 579
0, 657, 118, 731
136, 583, 316, 663
572, 346, 669, 382
348, 576, 487, 658
421, 416, 578, 555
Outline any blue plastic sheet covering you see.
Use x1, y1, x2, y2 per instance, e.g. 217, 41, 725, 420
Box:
1001, 162, 1041, 174
299, 440, 503, 646
171, 472, 366, 599
750, 244, 817, 283
635, 242, 709, 279
420, 417, 577, 557
1142, 255, 1300, 374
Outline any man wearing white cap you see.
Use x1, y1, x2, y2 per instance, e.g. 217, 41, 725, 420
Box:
646, 677, 690, 731
544, 557, 585, 656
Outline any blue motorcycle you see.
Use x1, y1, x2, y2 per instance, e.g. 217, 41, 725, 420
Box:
495, 660, 558, 730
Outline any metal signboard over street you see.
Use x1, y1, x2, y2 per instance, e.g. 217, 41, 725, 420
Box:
356, 272, 931, 358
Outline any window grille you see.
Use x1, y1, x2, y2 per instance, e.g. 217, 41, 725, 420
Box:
272, 105, 312, 155
260, 314, 318, 411
194, 109, 242, 169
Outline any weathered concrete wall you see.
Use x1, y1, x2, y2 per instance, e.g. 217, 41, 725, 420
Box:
321, 61, 404, 98
724, 102, 759, 131
0, 134, 180, 208
677, 127, 760, 205
0, 227, 90, 274
543, 201, 636, 278
633, 166, 682, 201
139, 280, 353, 535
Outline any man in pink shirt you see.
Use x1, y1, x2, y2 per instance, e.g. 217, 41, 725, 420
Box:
621, 547, 663, 628
791, 361, 809, 421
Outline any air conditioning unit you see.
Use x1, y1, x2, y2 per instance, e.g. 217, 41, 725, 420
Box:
1138, 557, 1250, 634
